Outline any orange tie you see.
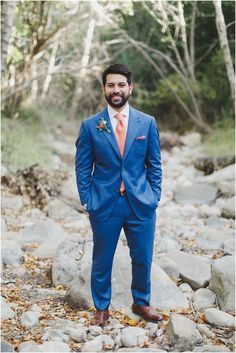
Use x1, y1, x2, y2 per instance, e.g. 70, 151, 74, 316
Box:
114, 113, 127, 193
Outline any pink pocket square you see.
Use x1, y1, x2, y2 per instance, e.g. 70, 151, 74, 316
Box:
135, 135, 146, 140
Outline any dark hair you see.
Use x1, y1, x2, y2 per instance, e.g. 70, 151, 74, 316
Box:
102, 64, 132, 85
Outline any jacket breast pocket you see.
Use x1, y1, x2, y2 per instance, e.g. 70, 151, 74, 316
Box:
134, 139, 147, 157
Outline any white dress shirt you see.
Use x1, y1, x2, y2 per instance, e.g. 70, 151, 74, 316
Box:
107, 104, 130, 134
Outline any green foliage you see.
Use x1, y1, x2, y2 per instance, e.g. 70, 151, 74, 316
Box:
198, 50, 234, 123
202, 117, 235, 157
1, 104, 64, 172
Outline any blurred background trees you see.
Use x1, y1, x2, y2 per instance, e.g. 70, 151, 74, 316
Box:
1, 0, 235, 169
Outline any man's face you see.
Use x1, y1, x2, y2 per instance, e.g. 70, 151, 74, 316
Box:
103, 74, 133, 109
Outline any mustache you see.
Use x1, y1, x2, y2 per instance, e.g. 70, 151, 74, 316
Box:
110, 93, 124, 97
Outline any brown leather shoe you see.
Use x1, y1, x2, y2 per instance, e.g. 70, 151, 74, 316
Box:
93, 310, 109, 327
132, 303, 163, 322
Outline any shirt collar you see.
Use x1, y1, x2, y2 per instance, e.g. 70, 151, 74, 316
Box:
108, 103, 129, 119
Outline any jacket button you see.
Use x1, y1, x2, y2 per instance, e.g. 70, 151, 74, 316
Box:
115, 189, 119, 192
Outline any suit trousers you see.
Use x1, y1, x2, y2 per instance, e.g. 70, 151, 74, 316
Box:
89, 193, 156, 310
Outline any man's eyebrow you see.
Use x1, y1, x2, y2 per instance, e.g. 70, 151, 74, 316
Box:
107, 82, 127, 85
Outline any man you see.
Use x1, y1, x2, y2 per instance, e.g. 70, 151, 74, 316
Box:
75, 64, 162, 326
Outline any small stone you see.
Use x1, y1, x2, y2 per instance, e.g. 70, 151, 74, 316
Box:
1, 302, 16, 320
88, 325, 103, 336
156, 328, 164, 337
69, 328, 87, 342
82, 339, 103, 352
222, 197, 235, 219
157, 238, 180, 253
145, 323, 158, 338
2, 240, 23, 265
124, 308, 141, 322
30, 304, 42, 314
39, 341, 71, 352
205, 308, 235, 328
18, 341, 41, 352
209, 255, 235, 312
42, 328, 69, 342
167, 314, 202, 351
114, 334, 122, 348
21, 311, 39, 328
179, 283, 193, 293
121, 327, 147, 347
95, 335, 114, 349
192, 288, 216, 309
2, 195, 24, 211
1, 340, 14, 352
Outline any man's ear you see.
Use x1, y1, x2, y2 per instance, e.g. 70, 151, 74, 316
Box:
129, 83, 134, 94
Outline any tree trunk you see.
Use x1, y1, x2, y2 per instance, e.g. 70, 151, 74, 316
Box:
1, 1, 17, 74
41, 41, 59, 98
213, 0, 235, 109
68, 17, 96, 120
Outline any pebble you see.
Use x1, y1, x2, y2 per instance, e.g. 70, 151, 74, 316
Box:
205, 308, 235, 328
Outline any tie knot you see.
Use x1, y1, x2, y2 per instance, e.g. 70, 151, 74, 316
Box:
114, 113, 125, 122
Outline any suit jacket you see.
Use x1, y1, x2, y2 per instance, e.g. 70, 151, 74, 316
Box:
75, 106, 162, 222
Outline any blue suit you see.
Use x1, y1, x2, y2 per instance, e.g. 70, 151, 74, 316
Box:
75, 106, 162, 310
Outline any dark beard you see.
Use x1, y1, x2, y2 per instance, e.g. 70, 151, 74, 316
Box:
105, 92, 130, 108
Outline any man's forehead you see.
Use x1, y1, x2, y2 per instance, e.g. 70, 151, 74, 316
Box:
105, 74, 128, 84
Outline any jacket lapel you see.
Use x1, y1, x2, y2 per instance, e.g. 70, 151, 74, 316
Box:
123, 107, 140, 162
100, 107, 122, 159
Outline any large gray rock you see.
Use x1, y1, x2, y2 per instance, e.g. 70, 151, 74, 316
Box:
120, 327, 148, 347
218, 181, 235, 197
52, 239, 92, 286
1, 340, 14, 352
1, 300, 16, 320
222, 197, 235, 219
196, 229, 233, 251
155, 258, 180, 279
209, 256, 235, 312
167, 314, 202, 351
174, 183, 217, 205
66, 242, 189, 311
60, 173, 79, 204
159, 251, 211, 289
1, 240, 23, 265
199, 164, 235, 184
204, 308, 235, 328
47, 199, 80, 221
19, 208, 46, 228
20, 219, 66, 244
192, 288, 216, 309
2, 195, 24, 211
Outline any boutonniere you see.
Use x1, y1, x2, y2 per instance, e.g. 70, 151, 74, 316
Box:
96, 118, 111, 133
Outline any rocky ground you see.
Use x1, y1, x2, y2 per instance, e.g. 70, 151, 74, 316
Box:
1, 124, 235, 352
